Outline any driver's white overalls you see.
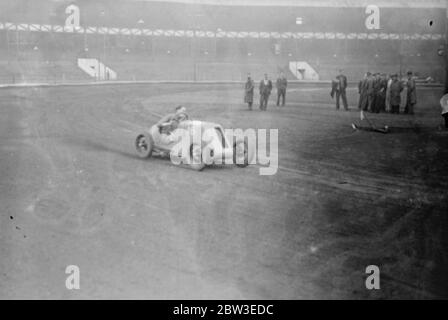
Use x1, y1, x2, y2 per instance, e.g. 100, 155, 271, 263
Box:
156, 112, 189, 145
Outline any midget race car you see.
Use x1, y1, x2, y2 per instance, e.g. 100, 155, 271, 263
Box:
135, 120, 254, 171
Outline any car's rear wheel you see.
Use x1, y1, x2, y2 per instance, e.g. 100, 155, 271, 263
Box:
233, 139, 251, 168
189, 143, 205, 171
135, 133, 154, 158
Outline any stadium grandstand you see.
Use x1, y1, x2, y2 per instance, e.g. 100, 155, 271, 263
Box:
0, 0, 446, 84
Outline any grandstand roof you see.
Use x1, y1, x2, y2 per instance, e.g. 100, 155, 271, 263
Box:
134, 0, 446, 8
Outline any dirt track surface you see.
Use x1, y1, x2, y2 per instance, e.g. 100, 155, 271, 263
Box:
1, 83, 447, 299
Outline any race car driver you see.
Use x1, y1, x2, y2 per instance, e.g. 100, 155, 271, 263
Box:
156, 105, 189, 144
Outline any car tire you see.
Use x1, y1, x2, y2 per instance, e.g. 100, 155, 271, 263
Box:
189, 143, 205, 171
135, 133, 154, 158
233, 139, 253, 168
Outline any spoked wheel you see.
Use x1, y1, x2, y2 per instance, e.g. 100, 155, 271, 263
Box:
233, 139, 253, 168
188, 143, 205, 171
135, 133, 154, 158
233, 139, 255, 168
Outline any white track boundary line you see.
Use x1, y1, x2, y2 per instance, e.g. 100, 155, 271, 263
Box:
0, 80, 442, 89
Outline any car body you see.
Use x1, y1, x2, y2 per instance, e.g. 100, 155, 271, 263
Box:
135, 120, 253, 171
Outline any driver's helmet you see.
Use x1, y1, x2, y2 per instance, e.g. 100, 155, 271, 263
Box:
174, 105, 188, 122
174, 112, 188, 122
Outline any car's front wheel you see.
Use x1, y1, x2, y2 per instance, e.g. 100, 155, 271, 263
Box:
135, 133, 154, 158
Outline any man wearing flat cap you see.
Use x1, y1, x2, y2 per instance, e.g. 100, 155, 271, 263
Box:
404, 71, 417, 115
389, 74, 403, 114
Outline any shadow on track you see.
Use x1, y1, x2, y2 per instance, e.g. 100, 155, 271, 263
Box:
63, 137, 247, 173
63, 137, 142, 160
352, 124, 439, 134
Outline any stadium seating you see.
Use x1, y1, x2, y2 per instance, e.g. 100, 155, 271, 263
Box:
0, 1, 445, 84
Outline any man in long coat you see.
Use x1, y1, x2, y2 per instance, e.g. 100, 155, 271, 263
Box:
335, 69, 348, 110
389, 74, 403, 114
358, 73, 369, 110
244, 74, 254, 110
374, 74, 387, 113
259, 73, 273, 111
366, 72, 376, 112
385, 74, 392, 112
371, 73, 382, 113
404, 71, 417, 115
276, 72, 288, 106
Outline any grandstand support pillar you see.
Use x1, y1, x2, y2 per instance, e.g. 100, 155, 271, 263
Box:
150, 36, 154, 60
445, 0, 448, 93
6, 29, 10, 64
192, 35, 197, 82
213, 35, 217, 60
16, 30, 19, 55
294, 37, 298, 61
83, 30, 87, 52
103, 33, 106, 66
399, 35, 403, 79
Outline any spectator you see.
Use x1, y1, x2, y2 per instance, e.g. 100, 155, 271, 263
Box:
244, 73, 254, 110
276, 72, 288, 107
385, 74, 392, 112
259, 73, 272, 111
372, 73, 382, 113
440, 94, 448, 129
374, 73, 387, 113
404, 71, 417, 115
358, 73, 369, 110
389, 74, 403, 114
330, 78, 339, 99
335, 69, 348, 110
366, 72, 375, 112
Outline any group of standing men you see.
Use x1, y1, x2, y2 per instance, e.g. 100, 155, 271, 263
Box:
357, 71, 417, 115
242, 69, 418, 116
244, 73, 288, 110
